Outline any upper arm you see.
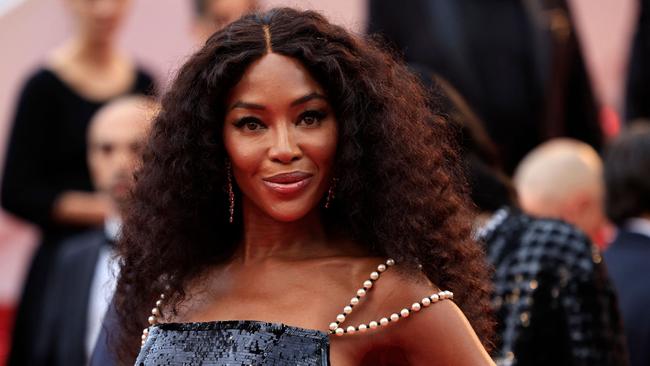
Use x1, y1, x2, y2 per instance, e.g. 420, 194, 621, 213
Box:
362, 268, 494, 365
396, 300, 494, 365
2, 71, 61, 225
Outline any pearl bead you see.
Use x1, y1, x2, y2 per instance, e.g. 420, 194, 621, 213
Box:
159, 294, 165, 299
378, 264, 387, 272
390, 313, 399, 322
152, 307, 159, 316
446, 291, 454, 299
336, 314, 346, 322
430, 293, 439, 302
346, 326, 356, 334
359, 324, 368, 332
438, 291, 446, 299
422, 298, 431, 306
148, 316, 156, 325
370, 271, 379, 280
363, 280, 373, 289
335, 328, 344, 336
400, 308, 410, 317
344, 306, 353, 314
155, 300, 163, 307
351, 297, 359, 305
411, 302, 421, 311
380, 317, 389, 326
141, 334, 147, 340
143, 328, 149, 335
329, 322, 338, 331
386, 258, 395, 266
369, 321, 378, 329
357, 289, 366, 297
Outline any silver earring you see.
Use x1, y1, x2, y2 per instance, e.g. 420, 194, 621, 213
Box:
325, 178, 337, 209
226, 161, 235, 223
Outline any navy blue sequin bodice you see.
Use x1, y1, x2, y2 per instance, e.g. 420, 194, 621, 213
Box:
136, 320, 330, 365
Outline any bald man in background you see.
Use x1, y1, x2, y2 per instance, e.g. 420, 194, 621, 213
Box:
514, 138, 611, 247
33, 96, 157, 366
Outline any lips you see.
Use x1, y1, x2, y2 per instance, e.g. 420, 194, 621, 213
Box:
262, 171, 313, 195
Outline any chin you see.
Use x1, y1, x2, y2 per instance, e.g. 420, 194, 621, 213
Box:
265, 202, 316, 223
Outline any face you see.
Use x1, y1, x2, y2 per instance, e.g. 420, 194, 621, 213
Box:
194, 0, 255, 43
223, 53, 338, 222
67, 0, 131, 43
88, 101, 152, 209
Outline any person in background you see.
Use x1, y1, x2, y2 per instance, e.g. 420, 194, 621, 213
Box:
1, 0, 155, 364
191, 0, 257, 44
513, 139, 611, 248
626, 0, 650, 122
30, 96, 156, 366
367, 0, 602, 175
603, 124, 650, 366
432, 77, 627, 365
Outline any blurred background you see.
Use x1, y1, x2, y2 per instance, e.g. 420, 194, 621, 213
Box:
0, 0, 647, 365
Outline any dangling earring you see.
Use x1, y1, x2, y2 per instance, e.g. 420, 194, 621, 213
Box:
226, 161, 235, 223
325, 177, 337, 209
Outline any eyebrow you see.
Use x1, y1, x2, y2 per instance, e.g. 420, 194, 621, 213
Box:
228, 92, 327, 111
290, 92, 327, 106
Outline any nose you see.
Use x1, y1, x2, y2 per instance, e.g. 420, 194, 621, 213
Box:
268, 124, 302, 164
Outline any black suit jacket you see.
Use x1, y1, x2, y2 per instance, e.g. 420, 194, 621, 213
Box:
605, 229, 650, 366
34, 229, 108, 366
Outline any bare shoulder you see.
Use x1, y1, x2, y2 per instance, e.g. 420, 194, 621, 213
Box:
355, 264, 494, 365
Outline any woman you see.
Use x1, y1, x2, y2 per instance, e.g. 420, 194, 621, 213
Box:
2, 0, 155, 364
114, 8, 493, 365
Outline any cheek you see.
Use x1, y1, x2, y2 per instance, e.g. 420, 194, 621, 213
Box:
223, 130, 266, 182
304, 124, 338, 172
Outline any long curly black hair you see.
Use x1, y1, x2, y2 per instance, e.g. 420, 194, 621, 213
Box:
113, 7, 493, 362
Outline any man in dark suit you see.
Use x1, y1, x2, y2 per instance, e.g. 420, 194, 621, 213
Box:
603, 124, 650, 366
33, 96, 157, 366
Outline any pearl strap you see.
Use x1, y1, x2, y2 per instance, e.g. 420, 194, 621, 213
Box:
328, 258, 454, 336
141, 293, 165, 347
140, 258, 454, 346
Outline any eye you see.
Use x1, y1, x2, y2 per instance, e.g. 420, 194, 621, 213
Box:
100, 143, 114, 155
130, 142, 143, 154
234, 117, 266, 131
297, 110, 327, 127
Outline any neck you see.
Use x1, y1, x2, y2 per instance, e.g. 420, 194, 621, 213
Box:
235, 198, 338, 263
68, 36, 116, 67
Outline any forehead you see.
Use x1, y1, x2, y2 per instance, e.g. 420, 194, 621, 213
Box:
226, 53, 325, 106
89, 105, 150, 143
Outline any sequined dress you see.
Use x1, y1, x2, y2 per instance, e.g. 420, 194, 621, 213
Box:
136, 320, 329, 365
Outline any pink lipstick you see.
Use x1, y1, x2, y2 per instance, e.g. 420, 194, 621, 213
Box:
262, 171, 313, 195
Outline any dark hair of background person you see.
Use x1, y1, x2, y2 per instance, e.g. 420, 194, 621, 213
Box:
423, 71, 518, 213
368, 0, 602, 175
112, 7, 494, 361
604, 122, 650, 225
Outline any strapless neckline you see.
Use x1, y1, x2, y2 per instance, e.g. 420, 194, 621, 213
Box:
138, 319, 330, 365
154, 319, 328, 337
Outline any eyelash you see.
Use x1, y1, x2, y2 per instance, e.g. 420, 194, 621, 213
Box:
233, 110, 327, 131
234, 117, 265, 131
298, 110, 327, 126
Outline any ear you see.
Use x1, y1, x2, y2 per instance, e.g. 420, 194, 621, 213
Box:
560, 193, 591, 224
